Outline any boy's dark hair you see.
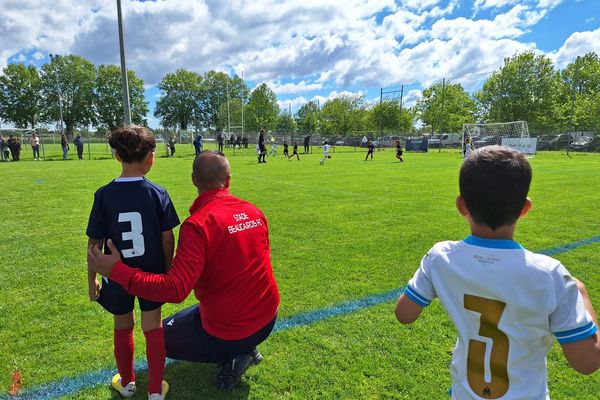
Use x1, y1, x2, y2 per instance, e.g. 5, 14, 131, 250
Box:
108, 125, 156, 163
459, 145, 532, 230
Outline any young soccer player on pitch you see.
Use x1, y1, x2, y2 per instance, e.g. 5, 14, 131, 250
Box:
319, 141, 331, 165
395, 140, 404, 162
395, 145, 600, 399
283, 140, 289, 159
87, 126, 180, 400
290, 141, 300, 160
365, 140, 374, 161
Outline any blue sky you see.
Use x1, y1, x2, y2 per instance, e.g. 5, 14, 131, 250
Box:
1, 0, 599, 129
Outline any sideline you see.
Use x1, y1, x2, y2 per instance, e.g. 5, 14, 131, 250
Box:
5, 235, 600, 400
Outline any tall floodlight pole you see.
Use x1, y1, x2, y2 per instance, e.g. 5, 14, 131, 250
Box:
241, 70, 245, 139
49, 54, 66, 136
568, 56, 580, 156
117, 0, 131, 125
226, 79, 231, 134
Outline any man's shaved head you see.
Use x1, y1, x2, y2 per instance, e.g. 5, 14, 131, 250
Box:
192, 151, 231, 191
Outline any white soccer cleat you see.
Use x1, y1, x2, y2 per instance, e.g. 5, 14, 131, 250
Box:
111, 373, 136, 397
148, 380, 169, 400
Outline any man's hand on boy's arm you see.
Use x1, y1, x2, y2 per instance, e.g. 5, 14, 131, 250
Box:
162, 230, 175, 271
88, 239, 121, 277
395, 294, 424, 324
87, 238, 103, 301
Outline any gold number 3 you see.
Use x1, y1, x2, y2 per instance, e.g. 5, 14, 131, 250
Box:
464, 294, 510, 399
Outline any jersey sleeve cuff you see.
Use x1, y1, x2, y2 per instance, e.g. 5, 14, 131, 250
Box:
554, 321, 598, 344
404, 285, 432, 307
109, 261, 136, 286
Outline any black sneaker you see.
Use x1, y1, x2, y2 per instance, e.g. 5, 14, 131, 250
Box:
214, 349, 263, 390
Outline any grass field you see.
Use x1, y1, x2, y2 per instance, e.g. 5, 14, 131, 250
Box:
1, 145, 599, 399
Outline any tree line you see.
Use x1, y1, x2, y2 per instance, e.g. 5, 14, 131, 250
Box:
1, 51, 599, 138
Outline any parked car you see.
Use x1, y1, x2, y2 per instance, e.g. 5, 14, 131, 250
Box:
535, 135, 555, 150
429, 133, 461, 148
569, 136, 596, 152
335, 139, 345, 145
548, 133, 573, 150
473, 136, 499, 148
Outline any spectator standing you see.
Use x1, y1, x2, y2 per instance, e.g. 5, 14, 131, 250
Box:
258, 129, 267, 163
303, 135, 311, 153
30, 133, 41, 160
8, 135, 21, 161
74, 134, 85, 160
193, 135, 203, 155
168, 137, 176, 157
217, 133, 224, 152
61, 134, 69, 160
0, 135, 10, 161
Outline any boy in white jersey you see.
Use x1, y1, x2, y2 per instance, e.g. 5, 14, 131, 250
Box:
319, 141, 331, 165
395, 145, 600, 400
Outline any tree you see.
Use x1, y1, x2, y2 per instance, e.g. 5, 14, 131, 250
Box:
201, 71, 249, 132
0, 63, 43, 128
367, 100, 414, 134
295, 101, 320, 134
245, 84, 280, 132
95, 65, 148, 130
559, 52, 600, 131
41, 55, 97, 135
276, 111, 297, 135
320, 95, 367, 136
154, 69, 203, 131
475, 52, 561, 132
417, 81, 477, 134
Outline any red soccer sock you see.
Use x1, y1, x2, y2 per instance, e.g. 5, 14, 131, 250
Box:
114, 327, 135, 384
144, 327, 166, 394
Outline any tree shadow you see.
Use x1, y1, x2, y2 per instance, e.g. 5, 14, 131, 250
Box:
113, 361, 251, 399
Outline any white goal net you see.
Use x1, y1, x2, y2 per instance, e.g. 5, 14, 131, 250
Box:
462, 121, 536, 157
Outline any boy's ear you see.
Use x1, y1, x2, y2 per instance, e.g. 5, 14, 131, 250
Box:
147, 151, 155, 166
520, 197, 532, 217
224, 174, 231, 188
456, 195, 469, 216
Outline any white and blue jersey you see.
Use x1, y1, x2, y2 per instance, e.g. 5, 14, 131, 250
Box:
404, 235, 597, 400
86, 177, 180, 274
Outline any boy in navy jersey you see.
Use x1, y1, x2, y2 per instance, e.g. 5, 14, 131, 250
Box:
87, 126, 180, 400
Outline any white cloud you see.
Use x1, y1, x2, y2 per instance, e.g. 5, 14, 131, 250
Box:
267, 80, 323, 95
0, 0, 590, 109
550, 27, 600, 66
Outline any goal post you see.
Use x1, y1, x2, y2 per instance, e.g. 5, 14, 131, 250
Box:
462, 121, 537, 157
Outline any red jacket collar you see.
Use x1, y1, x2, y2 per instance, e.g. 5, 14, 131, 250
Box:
189, 188, 230, 214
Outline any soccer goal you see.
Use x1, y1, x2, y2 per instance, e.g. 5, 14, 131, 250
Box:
462, 121, 537, 157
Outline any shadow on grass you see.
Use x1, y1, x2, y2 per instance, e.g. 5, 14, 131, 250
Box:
114, 361, 251, 399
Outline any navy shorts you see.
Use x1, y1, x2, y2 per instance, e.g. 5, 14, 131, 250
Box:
163, 304, 277, 364
97, 277, 164, 315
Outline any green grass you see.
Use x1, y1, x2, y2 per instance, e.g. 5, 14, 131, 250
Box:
1, 147, 599, 399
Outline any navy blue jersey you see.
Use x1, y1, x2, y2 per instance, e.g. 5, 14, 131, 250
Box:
86, 177, 180, 273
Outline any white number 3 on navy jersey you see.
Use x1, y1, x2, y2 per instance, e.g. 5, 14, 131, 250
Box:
118, 212, 145, 258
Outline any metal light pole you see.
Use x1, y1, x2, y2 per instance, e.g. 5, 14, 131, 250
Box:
49, 54, 66, 136
241, 70, 245, 141
116, 0, 131, 125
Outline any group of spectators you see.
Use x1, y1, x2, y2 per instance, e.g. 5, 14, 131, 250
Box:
0, 135, 21, 161
0, 132, 86, 161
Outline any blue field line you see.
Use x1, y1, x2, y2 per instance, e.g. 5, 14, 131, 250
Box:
538, 235, 600, 256
4, 235, 600, 400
